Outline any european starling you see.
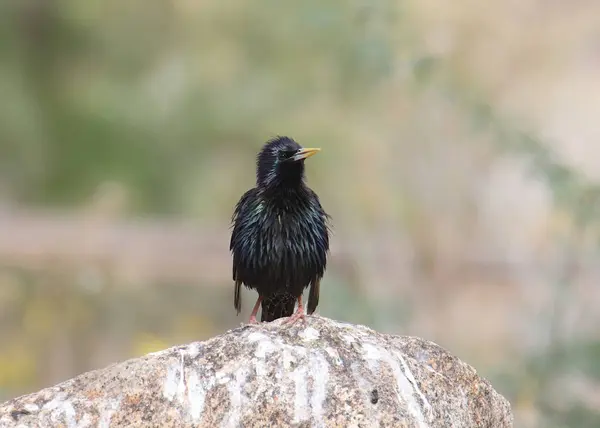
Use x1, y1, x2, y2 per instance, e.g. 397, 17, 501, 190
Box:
230, 136, 330, 323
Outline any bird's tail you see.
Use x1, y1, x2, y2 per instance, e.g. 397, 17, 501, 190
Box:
260, 294, 296, 322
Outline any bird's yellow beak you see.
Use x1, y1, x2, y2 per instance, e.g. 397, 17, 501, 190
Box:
292, 147, 321, 161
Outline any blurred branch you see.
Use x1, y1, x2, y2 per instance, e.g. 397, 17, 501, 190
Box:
2, 209, 600, 286
0, 210, 228, 286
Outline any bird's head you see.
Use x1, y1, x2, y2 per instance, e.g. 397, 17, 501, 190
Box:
256, 136, 320, 189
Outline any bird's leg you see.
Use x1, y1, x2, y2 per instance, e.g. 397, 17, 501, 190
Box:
284, 295, 306, 324
248, 296, 263, 324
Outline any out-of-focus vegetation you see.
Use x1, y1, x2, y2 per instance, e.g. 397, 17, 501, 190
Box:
1, 0, 600, 426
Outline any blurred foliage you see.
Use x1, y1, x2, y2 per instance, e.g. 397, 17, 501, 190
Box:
0, 1, 599, 427
0, 263, 231, 398
0, 0, 398, 213
413, 56, 600, 428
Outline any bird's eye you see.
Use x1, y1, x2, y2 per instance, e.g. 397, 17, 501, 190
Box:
279, 150, 296, 161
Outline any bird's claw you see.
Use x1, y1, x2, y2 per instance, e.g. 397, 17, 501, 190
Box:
283, 311, 306, 325
248, 316, 259, 324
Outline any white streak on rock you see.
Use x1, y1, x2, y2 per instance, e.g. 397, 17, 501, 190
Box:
309, 352, 329, 426
223, 366, 249, 428
163, 364, 179, 401
254, 358, 267, 377
187, 371, 206, 421
361, 343, 382, 371
282, 348, 296, 371
342, 334, 355, 344
350, 363, 380, 426
396, 351, 432, 415
299, 327, 320, 341
291, 366, 308, 424
185, 343, 202, 359
253, 338, 279, 378
217, 376, 231, 385
98, 398, 121, 428
255, 339, 277, 359
63, 401, 77, 428
362, 343, 381, 360
43, 396, 90, 428
178, 352, 186, 399
253, 338, 278, 379
167, 361, 214, 423
79, 413, 93, 427
247, 332, 268, 342
23, 403, 39, 413
362, 343, 430, 428
324, 347, 343, 365
43, 395, 66, 411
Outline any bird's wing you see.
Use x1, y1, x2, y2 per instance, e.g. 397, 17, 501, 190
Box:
234, 279, 242, 314
230, 187, 260, 262
230, 188, 261, 313
307, 188, 331, 254
307, 188, 332, 236
307, 278, 320, 315
306, 189, 330, 314
230, 188, 258, 232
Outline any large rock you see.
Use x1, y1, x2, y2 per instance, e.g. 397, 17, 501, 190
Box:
0, 316, 512, 427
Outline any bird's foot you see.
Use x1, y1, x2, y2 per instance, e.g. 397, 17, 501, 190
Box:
247, 296, 263, 325
283, 310, 306, 325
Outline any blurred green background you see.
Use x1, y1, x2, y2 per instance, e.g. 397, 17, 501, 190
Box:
1, 0, 600, 426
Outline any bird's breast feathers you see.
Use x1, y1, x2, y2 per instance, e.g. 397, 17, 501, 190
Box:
232, 199, 327, 270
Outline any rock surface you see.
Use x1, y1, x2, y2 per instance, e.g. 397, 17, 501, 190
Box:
0, 316, 512, 427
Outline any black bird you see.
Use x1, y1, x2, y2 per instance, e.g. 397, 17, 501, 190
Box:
230, 136, 330, 323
